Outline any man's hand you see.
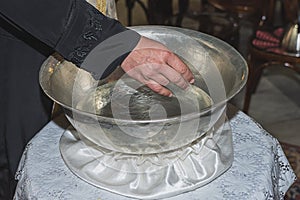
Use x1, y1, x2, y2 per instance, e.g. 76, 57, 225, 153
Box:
121, 36, 194, 97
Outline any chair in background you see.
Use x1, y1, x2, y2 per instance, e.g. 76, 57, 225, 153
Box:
207, 0, 260, 19
204, 0, 262, 47
144, 0, 190, 26
121, 0, 189, 26
122, 0, 148, 26
147, 0, 175, 25
243, 0, 300, 113
170, 0, 262, 48
120, 0, 262, 44
121, 0, 252, 47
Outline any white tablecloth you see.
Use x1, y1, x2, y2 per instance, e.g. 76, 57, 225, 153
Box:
14, 108, 296, 200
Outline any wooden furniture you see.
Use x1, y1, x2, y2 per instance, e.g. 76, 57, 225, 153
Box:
123, 0, 148, 26
121, 0, 188, 26
207, 0, 261, 18
205, 0, 262, 47
136, 0, 189, 26
243, 0, 300, 113
166, 0, 262, 47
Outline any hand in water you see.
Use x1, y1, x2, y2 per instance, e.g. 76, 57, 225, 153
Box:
121, 36, 194, 97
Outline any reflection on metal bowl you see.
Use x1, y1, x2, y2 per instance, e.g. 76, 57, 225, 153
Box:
39, 26, 248, 154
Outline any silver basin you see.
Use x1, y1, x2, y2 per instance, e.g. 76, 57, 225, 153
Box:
39, 26, 248, 154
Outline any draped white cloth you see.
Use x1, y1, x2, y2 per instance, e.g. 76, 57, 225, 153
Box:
58, 112, 233, 199
14, 107, 296, 200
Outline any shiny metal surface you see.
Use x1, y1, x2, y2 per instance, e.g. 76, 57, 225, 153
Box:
281, 3, 300, 55
39, 26, 248, 154
281, 23, 300, 54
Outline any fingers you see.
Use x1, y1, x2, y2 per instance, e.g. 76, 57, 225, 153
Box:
146, 81, 172, 97
126, 68, 172, 97
132, 36, 194, 84
125, 62, 190, 97
149, 63, 188, 89
136, 63, 189, 88
121, 38, 195, 96
166, 53, 194, 84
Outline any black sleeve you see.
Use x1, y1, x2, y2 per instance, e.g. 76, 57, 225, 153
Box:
0, 0, 141, 77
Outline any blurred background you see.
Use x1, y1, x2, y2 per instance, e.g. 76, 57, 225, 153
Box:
115, 0, 300, 146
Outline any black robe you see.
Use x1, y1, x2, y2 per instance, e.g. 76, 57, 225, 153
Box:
0, 0, 140, 198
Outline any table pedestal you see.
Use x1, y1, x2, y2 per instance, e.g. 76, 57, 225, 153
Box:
60, 115, 232, 199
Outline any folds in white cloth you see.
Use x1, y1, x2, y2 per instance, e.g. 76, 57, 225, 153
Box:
59, 114, 233, 199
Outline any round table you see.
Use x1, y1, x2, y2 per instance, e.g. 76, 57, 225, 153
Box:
14, 106, 296, 200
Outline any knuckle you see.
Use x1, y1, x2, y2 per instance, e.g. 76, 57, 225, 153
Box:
143, 70, 154, 77
179, 66, 188, 74
150, 63, 161, 71
161, 50, 172, 58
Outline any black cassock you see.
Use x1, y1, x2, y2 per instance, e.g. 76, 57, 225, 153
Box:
0, 0, 139, 198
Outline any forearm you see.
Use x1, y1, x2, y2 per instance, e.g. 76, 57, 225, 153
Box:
0, 0, 140, 69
